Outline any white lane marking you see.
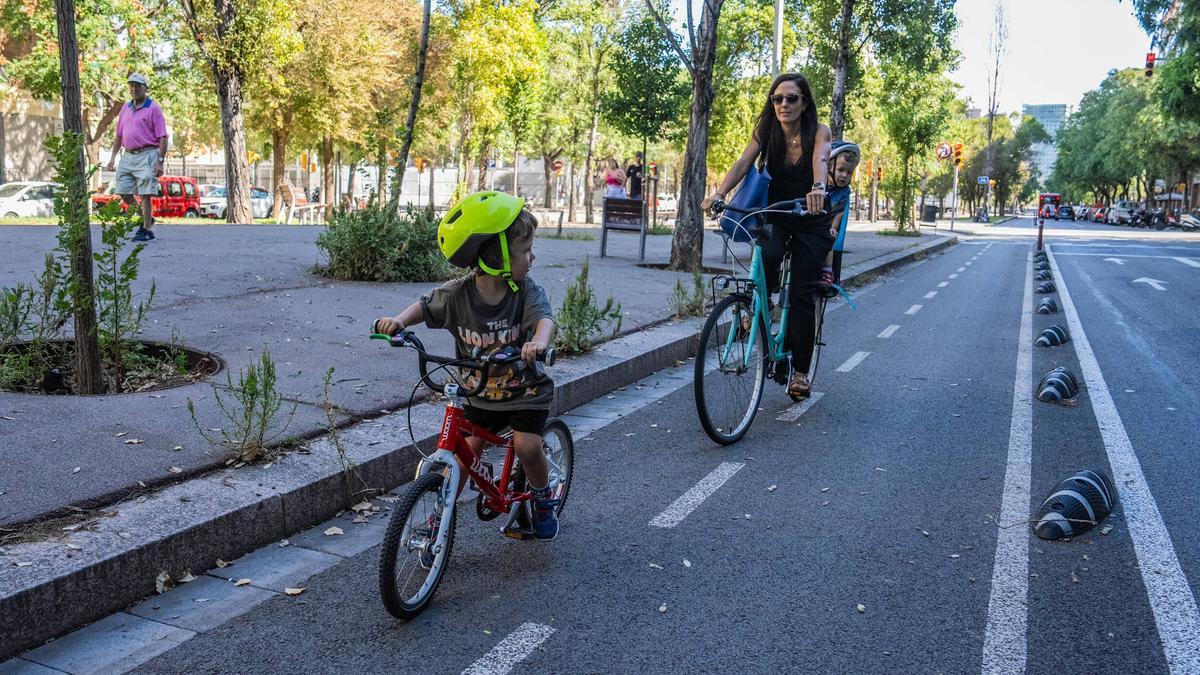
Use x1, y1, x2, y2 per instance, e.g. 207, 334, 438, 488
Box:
1046, 245, 1200, 672
462, 622, 556, 675
949, 273, 959, 279
982, 249, 1034, 675
957, 266, 967, 272
1172, 257, 1200, 268
924, 291, 938, 299
1133, 277, 1167, 291
777, 392, 825, 422
650, 462, 745, 528
965, 261, 973, 266
905, 304, 923, 315
938, 281, 950, 288
835, 351, 870, 372
877, 324, 901, 339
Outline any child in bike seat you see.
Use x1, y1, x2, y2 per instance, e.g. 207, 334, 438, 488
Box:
818, 141, 860, 295
373, 191, 560, 540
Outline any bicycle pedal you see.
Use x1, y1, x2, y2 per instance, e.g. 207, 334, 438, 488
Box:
502, 526, 535, 540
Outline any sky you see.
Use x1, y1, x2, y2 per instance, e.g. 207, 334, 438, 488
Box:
949, 0, 1154, 115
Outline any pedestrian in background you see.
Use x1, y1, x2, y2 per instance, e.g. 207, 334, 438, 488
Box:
625, 152, 644, 200
602, 159, 626, 199
105, 73, 168, 242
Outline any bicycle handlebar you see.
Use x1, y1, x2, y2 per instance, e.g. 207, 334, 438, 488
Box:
710, 198, 825, 219
369, 331, 555, 398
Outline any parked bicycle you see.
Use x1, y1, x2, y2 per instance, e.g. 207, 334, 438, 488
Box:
371, 331, 574, 619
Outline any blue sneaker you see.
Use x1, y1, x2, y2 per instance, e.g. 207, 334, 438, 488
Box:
132, 227, 149, 242
530, 486, 559, 541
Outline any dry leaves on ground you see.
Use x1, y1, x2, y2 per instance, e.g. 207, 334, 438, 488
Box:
324, 526, 345, 536
234, 578, 252, 587
285, 587, 305, 596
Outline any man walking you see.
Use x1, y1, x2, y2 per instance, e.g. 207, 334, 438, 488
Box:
625, 151, 644, 200
106, 73, 168, 241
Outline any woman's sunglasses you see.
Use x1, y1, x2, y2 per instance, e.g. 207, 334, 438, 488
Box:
770, 94, 802, 106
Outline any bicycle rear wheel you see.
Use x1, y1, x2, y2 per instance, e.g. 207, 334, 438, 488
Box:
694, 294, 768, 445
379, 472, 456, 619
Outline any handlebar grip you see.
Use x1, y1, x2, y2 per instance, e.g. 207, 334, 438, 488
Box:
543, 347, 555, 367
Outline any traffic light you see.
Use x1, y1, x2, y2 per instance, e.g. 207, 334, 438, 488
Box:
876, 166, 883, 181
1145, 52, 1156, 77
415, 157, 427, 173
953, 143, 963, 167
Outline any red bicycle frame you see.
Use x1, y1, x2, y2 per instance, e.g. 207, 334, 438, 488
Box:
434, 404, 532, 516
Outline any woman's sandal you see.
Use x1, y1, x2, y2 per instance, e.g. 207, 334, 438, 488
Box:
787, 372, 811, 401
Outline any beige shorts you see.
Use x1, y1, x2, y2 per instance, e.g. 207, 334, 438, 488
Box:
116, 148, 160, 196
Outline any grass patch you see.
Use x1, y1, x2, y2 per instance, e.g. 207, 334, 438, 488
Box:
876, 228, 923, 237
646, 225, 673, 235
536, 230, 595, 241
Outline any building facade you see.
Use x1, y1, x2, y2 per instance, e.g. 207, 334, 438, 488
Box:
1021, 103, 1070, 187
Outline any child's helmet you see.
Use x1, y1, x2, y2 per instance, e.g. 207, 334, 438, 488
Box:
438, 190, 525, 290
829, 141, 861, 164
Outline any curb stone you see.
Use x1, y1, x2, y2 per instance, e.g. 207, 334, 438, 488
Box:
0, 234, 955, 659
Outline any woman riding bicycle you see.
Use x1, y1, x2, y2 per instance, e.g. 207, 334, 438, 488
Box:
702, 73, 835, 399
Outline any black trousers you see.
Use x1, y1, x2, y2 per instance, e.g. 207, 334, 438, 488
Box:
762, 223, 834, 374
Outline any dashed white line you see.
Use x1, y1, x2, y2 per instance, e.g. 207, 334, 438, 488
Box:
965, 261, 973, 266
1173, 256, 1200, 268
462, 623, 556, 675
981, 249, 1033, 675
905, 304, 923, 315
835, 351, 871, 372
957, 266, 967, 272
949, 273, 959, 279
1046, 245, 1200, 672
924, 291, 938, 299
938, 281, 950, 288
650, 462, 745, 528
877, 324, 901, 339
777, 392, 824, 422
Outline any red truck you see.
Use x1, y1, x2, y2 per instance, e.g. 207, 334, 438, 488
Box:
92, 175, 201, 218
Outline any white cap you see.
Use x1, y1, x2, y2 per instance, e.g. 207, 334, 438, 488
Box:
127, 73, 148, 86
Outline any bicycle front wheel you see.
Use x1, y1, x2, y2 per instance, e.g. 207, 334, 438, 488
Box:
379, 472, 456, 620
694, 294, 768, 445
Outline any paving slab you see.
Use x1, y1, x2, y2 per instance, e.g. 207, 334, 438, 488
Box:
17, 612, 193, 675
126, 575, 276, 633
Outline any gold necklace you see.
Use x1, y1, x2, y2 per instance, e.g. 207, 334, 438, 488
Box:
786, 136, 802, 147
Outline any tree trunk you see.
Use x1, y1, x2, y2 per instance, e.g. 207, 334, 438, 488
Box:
345, 157, 358, 209
669, 0, 724, 271
321, 135, 334, 217
271, 126, 289, 219
512, 148, 520, 195
567, 161, 577, 221
828, 0, 855, 141
584, 50, 604, 224
55, 0, 103, 394
543, 159, 553, 208
213, 69, 254, 223
390, 0, 432, 213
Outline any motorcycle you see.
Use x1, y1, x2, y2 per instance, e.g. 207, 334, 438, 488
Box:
1179, 211, 1199, 232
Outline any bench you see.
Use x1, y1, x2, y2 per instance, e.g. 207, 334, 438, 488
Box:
275, 181, 326, 225
599, 197, 647, 260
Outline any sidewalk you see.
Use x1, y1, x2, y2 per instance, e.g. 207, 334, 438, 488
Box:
0, 219, 954, 657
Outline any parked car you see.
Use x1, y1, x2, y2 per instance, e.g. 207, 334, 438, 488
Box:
1092, 207, 1109, 223
92, 175, 202, 218
0, 181, 60, 218
1054, 205, 1075, 221
1107, 200, 1139, 225
199, 186, 273, 220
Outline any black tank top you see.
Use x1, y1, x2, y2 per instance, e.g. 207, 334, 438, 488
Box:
766, 147, 817, 229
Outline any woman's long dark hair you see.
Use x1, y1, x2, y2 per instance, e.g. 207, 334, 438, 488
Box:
753, 73, 819, 169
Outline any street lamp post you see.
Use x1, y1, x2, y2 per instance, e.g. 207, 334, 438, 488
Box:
950, 164, 958, 232
772, 0, 782, 79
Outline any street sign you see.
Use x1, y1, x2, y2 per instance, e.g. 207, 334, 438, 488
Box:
936, 142, 952, 159
977, 175, 989, 185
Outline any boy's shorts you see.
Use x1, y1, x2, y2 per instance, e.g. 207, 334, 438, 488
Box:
464, 406, 548, 436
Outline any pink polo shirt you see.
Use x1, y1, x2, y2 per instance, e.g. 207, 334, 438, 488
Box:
116, 97, 167, 150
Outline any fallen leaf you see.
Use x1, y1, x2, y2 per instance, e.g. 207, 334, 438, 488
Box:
124, 439, 144, 445
350, 501, 373, 512
648, 562, 663, 570
173, 446, 183, 451
650, 423, 658, 428
821, 500, 830, 507
115, 432, 128, 438
658, 603, 668, 613
234, 578, 252, 587
65, 543, 82, 550
215, 559, 230, 568
683, 559, 692, 568
179, 571, 197, 583
483, 629, 492, 635
875, 467, 887, 472
920, 529, 930, 537
820, 487, 830, 493
324, 526, 344, 536
156, 571, 172, 593
118, 532, 132, 539
767, 485, 777, 492
168, 466, 183, 474
15, 561, 32, 567
744, 513, 752, 520
71, 467, 81, 474
279, 539, 290, 547
950, 554, 961, 559
284, 587, 305, 596
62, 524, 82, 532
1100, 524, 1114, 535
857, 604, 866, 613
624, 433, 636, 437
352, 516, 369, 524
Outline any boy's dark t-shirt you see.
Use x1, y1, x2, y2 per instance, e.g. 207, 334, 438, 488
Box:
420, 274, 555, 411
626, 163, 643, 197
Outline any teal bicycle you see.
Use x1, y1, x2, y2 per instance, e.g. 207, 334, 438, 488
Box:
694, 198, 834, 445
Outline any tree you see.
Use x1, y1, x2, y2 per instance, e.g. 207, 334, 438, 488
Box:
180, 0, 298, 223
1127, 0, 1200, 125
982, 1, 1006, 211
2, 0, 156, 172
645, 0, 728, 270
879, 64, 954, 230
601, 12, 688, 205
389, 0, 433, 211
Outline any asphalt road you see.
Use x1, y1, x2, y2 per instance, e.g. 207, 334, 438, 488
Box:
10, 217, 1200, 674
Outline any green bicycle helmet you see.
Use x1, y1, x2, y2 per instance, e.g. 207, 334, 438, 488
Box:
438, 190, 525, 291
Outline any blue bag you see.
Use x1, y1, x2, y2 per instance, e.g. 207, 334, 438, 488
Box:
720, 156, 771, 243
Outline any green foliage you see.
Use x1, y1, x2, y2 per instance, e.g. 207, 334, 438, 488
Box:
670, 268, 706, 318
316, 204, 456, 282
601, 11, 689, 143
879, 65, 955, 230
93, 201, 157, 384
189, 350, 297, 463
556, 258, 622, 354
321, 366, 369, 503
